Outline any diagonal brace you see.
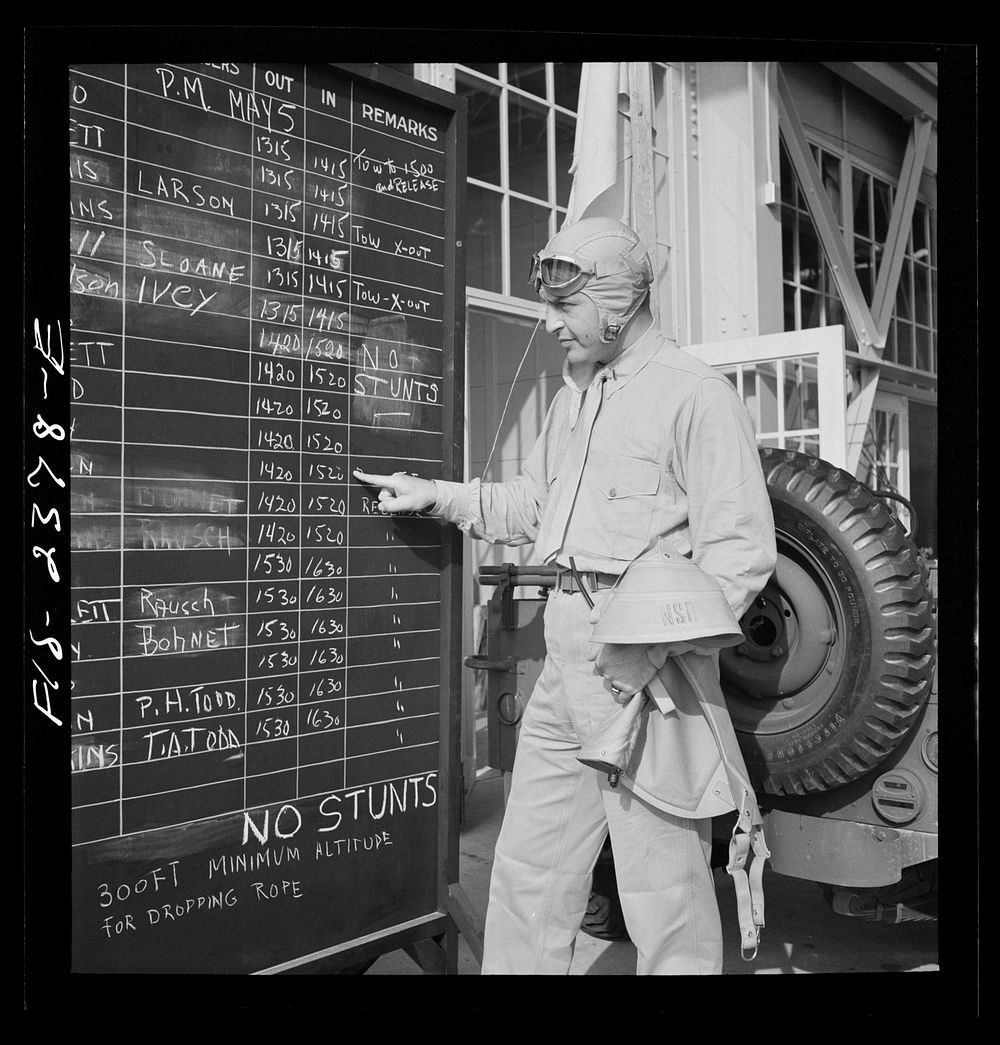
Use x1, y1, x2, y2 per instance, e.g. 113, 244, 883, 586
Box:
776, 67, 880, 355
871, 114, 934, 345
845, 365, 881, 475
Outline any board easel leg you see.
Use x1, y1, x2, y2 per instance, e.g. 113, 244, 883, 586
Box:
446, 882, 484, 969
400, 883, 485, 974
445, 921, 459, 975
403, 937, 447, 974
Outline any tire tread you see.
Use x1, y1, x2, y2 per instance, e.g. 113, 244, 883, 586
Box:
738, 449, 936, 795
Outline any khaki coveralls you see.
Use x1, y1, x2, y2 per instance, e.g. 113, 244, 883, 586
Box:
432, 325, 776, 974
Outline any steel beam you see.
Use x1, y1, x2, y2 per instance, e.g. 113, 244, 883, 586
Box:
872, 115, 935, 345
821, 61, 937, 123
776, 67, 880, 355
845, 365, 881, 476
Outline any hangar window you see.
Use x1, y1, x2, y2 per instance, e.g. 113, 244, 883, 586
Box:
455, 63, 581, 301
782, 143, 937, 376
851, 166, 937, 374
780, 143, 852, 350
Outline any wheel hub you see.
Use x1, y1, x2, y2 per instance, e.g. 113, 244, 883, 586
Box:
721, 549, 842, 734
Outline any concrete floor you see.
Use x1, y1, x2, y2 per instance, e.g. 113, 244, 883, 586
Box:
365, 722, 939, 976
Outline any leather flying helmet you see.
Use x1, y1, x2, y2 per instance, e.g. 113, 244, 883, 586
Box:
529, 217, 653, 342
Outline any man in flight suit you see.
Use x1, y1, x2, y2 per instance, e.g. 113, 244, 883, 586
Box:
355, 216, 776, 974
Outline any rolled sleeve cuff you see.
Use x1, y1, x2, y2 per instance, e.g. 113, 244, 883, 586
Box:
430, 476, 483, 534
721, 547, 778, 621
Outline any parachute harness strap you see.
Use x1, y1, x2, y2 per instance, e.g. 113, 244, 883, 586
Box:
675, 653, 770, 962
726, 794, 770, 961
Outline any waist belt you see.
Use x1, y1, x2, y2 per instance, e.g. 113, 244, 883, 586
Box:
554, 569, 619, 594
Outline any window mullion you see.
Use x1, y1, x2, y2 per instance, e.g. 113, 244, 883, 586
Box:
843, 156, 854, 308
794, 208, 802, 330
929, 208, 936, 372
499, 67, 511, 296
777, 359, 786, 446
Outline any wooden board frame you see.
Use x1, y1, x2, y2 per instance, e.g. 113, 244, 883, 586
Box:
25, 50, 472, 987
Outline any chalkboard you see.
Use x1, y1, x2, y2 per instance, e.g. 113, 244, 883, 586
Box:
66, 61, 467, 974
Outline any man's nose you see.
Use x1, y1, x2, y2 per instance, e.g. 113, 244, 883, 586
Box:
543, 304, 564, 335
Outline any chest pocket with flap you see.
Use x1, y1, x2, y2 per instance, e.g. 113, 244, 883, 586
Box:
571, 451, 661, 559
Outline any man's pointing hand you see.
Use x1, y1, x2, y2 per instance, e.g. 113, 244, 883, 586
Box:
353, 469, 437, 514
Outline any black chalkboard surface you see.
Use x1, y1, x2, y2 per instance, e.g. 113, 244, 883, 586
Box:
68, 62, 467, 973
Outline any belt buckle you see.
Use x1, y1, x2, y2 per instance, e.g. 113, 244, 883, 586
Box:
559, 569, 580, 594
557, 567, 612, 594
577, 570, 596, 595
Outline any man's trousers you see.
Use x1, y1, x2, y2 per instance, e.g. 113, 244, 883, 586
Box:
480, 586, 724, 975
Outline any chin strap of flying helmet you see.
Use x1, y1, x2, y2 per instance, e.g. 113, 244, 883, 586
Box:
581, 237, 654, 342
592, 284, 651, 342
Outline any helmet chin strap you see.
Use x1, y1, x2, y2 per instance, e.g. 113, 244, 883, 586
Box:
591, 286, 650, 343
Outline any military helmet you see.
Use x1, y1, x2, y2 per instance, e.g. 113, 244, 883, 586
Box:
591, 542, 743, 647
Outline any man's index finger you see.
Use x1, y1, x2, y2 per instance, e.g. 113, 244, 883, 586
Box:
353, 469, 397, 487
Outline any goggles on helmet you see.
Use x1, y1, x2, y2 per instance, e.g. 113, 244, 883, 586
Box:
528, 252, 596, 298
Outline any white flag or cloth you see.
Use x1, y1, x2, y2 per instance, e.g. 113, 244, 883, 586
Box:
564, 63, 631, 227
562, 62, 660, 323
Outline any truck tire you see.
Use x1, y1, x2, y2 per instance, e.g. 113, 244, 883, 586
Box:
718, 449, 936, 796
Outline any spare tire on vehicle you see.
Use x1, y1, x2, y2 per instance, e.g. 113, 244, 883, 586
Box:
718, 448, 936, 796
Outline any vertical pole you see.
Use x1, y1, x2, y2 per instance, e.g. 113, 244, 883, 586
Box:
629, 62, 659, 324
